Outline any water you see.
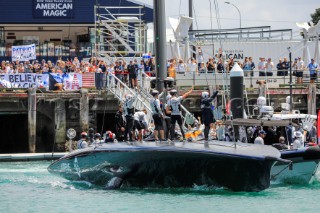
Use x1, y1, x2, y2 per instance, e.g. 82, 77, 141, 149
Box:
1, 161, 320, 213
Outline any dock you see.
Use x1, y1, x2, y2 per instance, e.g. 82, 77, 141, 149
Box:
0, 153, 67, 162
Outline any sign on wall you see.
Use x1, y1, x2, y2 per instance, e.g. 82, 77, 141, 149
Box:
33, 0, 74, 18
0, 74, 49, 88
12, 44, 36, 61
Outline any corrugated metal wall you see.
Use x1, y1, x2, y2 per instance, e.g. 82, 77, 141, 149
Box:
0, 0, 153, 24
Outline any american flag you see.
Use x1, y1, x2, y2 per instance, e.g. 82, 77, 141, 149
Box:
82, 73, 95, 88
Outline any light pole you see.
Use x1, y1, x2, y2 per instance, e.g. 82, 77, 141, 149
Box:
224, 2, 242, 29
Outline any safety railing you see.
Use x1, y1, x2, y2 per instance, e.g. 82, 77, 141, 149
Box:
138, 71, 197, 127
175, 69, 317, 89
106, 73, 153, 124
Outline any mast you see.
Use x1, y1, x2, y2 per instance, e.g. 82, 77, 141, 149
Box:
189, 0, 196, 59
288, 47, 293, 111
153, 0, 167, 93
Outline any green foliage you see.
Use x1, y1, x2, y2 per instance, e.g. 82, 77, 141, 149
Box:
311, 8, 320, 25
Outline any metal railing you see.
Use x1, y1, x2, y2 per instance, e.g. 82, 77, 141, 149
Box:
175, 69, 316, 88
106, 73, 153, 124
138, 71, 197, 127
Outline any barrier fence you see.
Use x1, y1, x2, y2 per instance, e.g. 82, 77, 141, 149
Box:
0, 69, 318, 91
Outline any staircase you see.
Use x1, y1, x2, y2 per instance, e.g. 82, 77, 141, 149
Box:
138, 71, 197, 126
106, 73, 153, 124
106, 71, 196, 127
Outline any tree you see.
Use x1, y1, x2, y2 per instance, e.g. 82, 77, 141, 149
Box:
311, 8, 320, 25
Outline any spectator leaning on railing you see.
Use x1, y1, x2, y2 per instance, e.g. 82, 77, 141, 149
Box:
258, 57, 266, 76
308, 58, 319, 84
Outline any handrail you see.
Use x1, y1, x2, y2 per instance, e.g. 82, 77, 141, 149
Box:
107, 73, 153, 124
174, 69, 317, 89
139, 71, 197, 127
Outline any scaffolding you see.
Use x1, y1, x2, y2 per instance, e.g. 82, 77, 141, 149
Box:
94, 5, 147, 57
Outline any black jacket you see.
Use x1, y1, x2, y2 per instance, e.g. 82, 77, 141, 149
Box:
201, 91, 219, 111
115, 111, 126, 134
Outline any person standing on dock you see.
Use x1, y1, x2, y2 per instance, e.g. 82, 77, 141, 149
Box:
308, 59, 319, 84
169, 87, 193, 141
127, 59, 139, 89
200, 90, 218, 141
150, 90, 165, 141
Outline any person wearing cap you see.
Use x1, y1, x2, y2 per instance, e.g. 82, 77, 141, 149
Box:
115, 104, 126, 142
168, 87, 193, 141
92, 133, 102, 146
292, 131, 304, 149
308, 58, 319, 84
77, 132, 88, 149
272, 136, 288, 150
123, 93, 137, 141
254, 130, 266, 145
150, 90, 165, 141
127, 59, 139, 89
200, 90, 218, 141
164, 94, 172, 140
133, 109, 148, 142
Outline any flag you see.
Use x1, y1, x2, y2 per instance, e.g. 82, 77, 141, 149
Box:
82, 73, 95, 88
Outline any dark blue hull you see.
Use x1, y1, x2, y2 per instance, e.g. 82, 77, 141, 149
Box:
48, 141, 281, 192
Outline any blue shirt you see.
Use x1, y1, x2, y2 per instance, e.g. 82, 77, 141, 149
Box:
308, 62, 318, 74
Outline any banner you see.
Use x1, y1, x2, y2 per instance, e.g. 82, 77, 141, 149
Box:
49, 73, 82, 91
0, 74, 49, 89
12, 44, 36, 61
33, 0, 74, 18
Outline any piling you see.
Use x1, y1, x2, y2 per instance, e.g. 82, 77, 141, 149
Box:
54, 99, 66, 145
28, 88, 36, 153
308, 84, 317, 115
80, 88, 89, 132
230, 63, 244, 119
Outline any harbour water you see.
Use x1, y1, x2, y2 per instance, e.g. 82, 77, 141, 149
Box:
1, 161, 320, 213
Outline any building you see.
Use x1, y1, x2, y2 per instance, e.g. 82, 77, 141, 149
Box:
0, 0, 153, 62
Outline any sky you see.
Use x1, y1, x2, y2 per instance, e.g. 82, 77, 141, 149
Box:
135, 0, 319, 37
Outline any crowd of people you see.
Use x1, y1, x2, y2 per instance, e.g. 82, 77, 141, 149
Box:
166, 47, 320, 84
1, 48, 319, 89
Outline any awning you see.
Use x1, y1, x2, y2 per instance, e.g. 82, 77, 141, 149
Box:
223, 118, 298, 127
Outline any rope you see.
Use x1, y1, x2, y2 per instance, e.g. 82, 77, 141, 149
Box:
271, 162, 293, 179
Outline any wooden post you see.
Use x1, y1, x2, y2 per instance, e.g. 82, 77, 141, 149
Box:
55, 99, 66, 145
80, 88, 89, 132
308, 84, 317, 115
28, 88, 36, 153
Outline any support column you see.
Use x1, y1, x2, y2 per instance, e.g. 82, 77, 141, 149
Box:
308, 84, 317, 115
55, 99, 66, 145
80, 88, 89, 132
153, 0, 167, 94
28, 88, 36, 153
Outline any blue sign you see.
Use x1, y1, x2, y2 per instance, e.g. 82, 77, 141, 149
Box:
33, 0, 74, 18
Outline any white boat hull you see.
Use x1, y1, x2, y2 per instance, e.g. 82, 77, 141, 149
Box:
271, 159, 320, 184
